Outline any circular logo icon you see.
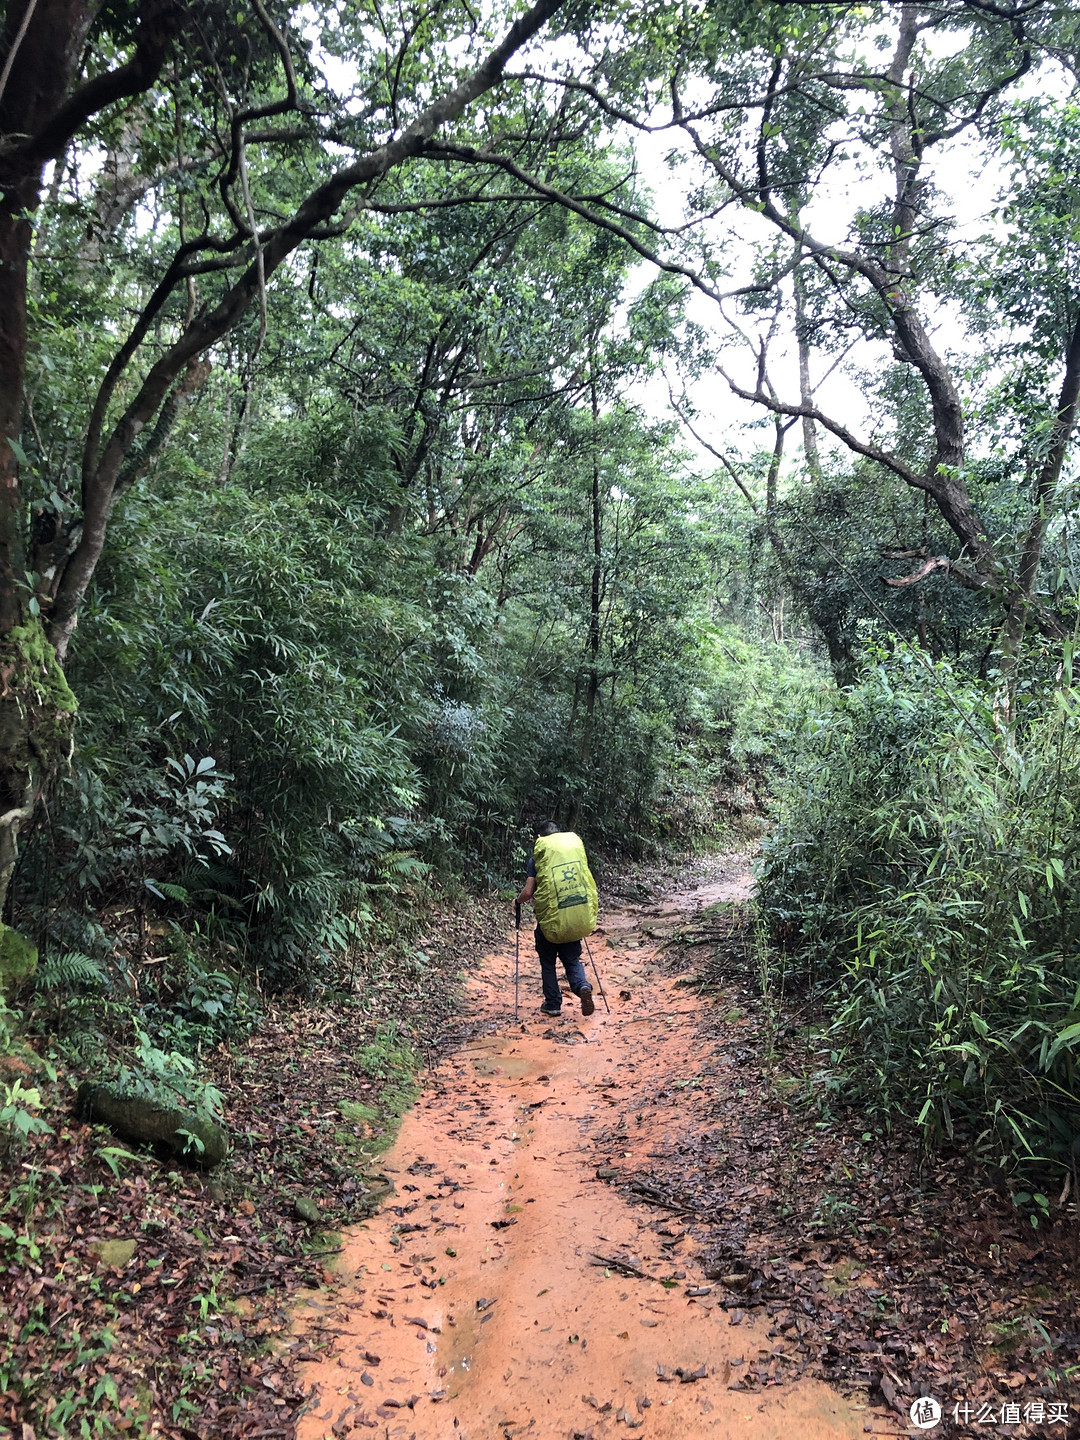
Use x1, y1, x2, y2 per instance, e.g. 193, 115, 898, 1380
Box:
909, 1397, 942, 1429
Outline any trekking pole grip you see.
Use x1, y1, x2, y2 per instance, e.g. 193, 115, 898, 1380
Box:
515, 901, 521, 929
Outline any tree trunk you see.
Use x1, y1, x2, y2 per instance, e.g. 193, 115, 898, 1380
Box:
580, 368, 603, 767
0, 0, 97, 909
999, 310, 1080, 680
793, 265, 822, 486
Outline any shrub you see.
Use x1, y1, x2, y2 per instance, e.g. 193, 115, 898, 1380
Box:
758, 649, 1080, 1186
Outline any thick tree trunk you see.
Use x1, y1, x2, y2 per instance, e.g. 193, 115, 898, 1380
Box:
0, 0, 97, 908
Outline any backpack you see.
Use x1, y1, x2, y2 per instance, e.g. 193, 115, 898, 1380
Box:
533, 831, 598, 944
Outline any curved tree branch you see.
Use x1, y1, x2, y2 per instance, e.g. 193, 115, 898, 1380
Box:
48, 0, 569, 657
717, 365, 924, 489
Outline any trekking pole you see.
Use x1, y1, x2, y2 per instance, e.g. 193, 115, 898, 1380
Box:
582, 937, 611, 1014
514, 902, 521, 1022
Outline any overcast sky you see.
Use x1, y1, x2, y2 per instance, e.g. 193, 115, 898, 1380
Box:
612, 57, 1066, 487
621, 124, 1005, 474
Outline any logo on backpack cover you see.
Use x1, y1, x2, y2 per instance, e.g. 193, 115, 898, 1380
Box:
554, 861, 587, 910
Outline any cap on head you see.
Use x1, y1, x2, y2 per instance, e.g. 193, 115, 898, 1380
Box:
536, 820, 558, 837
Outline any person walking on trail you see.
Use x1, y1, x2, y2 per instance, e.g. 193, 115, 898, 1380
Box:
516, 821, 599, 1018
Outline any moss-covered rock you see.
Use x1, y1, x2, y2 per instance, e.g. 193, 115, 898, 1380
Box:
76, 1082, 229, 1167
94, 1238, 137, 1268
0, 924, 37, 994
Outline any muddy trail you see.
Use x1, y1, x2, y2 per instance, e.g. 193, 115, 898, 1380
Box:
293, 856, 885, 1440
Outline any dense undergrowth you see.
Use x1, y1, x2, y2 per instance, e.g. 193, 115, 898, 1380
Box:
758, 648, 1080, 1196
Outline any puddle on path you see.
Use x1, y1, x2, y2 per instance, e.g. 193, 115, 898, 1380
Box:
294, 856, 875, 1440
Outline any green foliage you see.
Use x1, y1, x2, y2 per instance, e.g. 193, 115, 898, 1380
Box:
699, 625, 828, 780
759, 651, 1080, 1181
176, 959, 257, 1041
747, 461, 999, 685
0, 1001, 52, 1160
356, 1023, 419, 1119
33, 951, 108, 1033
1, 1079, 53, 1156
35, 952, 107, 993
0, 926, 38, 995
114, 1030, 224, 1126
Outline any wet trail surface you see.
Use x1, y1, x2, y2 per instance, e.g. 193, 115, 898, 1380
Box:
295, 859, 868, 1440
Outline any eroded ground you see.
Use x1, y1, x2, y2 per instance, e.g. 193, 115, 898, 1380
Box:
293, 858, 882, 1439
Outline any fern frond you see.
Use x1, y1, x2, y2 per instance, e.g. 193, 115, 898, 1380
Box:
36, 952, 107, 993
374, 850, 428, 879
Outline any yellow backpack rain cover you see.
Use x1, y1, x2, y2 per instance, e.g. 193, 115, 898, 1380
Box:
533, 831, 598, 944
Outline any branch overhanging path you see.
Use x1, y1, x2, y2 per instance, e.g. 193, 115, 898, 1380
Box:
46, 0, 570, 658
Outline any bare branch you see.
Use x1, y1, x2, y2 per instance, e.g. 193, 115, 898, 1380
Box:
717, 365, 925, 489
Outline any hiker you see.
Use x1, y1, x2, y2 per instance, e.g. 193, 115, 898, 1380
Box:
516, 821, 599, 1017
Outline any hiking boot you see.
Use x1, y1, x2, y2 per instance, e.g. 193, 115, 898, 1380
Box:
579, 984, 595, 1017
539, 1003, 562, 1017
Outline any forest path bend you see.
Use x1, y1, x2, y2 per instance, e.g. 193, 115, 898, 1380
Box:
294, 858, 869, 1440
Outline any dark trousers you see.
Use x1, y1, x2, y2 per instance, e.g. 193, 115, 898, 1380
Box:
535, 926, 588, 1010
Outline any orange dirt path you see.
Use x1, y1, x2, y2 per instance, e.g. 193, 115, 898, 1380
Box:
294, 862, 870, 1440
